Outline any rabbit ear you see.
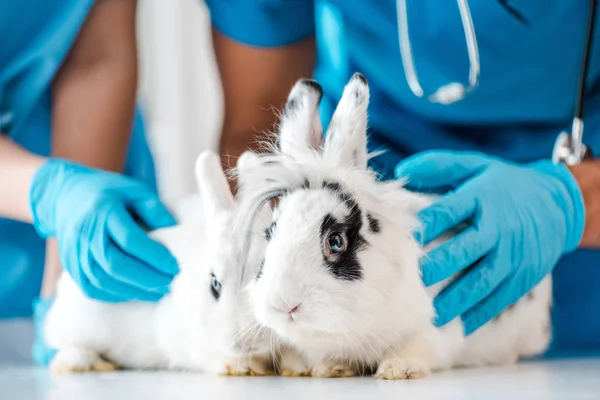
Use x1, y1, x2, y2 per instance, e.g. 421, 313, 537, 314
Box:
237, 151, 261, 179
235, 150, 261, 190
195, 151, 234, 217
323, 73, 369, 169
279, 79, 324, 160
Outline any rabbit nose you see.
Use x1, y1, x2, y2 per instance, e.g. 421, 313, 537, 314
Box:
288, 304, 300, 314
272, 301, 302, 320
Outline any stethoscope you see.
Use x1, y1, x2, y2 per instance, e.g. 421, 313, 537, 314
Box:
396, 0, 596, 165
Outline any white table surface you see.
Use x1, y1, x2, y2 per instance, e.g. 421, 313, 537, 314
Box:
1, 357, 599, 400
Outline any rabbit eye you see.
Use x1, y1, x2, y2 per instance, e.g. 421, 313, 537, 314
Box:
210, 273, 222, 300
325, 232, 347, 256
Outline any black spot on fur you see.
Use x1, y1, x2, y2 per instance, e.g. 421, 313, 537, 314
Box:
326, 120, 338, 139
256, 258, 265, 280
265, 221, 276, 241
301, 177, 310, 189
301, 79, 324, 99
319, 184, 366, 281
322, 180, 343, 194
284, 97, 299, 117
367, 214, 380, 233
354, 89, 362, 101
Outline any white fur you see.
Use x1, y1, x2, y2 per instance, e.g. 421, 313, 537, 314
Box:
236, 74, 553, 379
45, 151, 276, 375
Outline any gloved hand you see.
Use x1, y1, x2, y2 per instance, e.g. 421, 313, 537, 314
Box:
30, 159, 178, 302
395, 151, 585, 335
32, 297, 56, 366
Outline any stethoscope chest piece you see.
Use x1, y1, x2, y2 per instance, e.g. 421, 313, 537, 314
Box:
552, 130, 593, 165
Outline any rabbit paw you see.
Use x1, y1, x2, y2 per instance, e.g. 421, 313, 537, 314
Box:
311, 360, 357, 378
277, 348, 311, 377
219, 355, 273, 377
375, 357, 430, 380
50, 348, 117, 374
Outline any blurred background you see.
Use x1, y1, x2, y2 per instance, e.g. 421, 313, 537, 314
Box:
137, 0, 223, 204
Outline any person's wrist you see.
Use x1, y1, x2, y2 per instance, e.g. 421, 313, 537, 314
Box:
29, 158, 80, 238
528, 160, 586, 252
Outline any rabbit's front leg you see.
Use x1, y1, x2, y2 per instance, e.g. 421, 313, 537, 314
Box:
51, 347, 117, 374
219, 353, 274, 377
310, 358, 358, 378
276, 345, 311, 377
375, 328, 441, 380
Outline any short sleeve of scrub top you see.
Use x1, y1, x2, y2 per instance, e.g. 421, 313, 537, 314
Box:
204, 0, 316, 47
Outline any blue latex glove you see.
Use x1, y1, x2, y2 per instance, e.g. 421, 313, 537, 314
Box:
30, 159, 178, 302
32, 297, 56, 366
395, 151, 585, 335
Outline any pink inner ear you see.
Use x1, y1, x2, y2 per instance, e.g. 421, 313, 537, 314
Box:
310, 112, 324, 150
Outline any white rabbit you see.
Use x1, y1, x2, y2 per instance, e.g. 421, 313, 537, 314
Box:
233, 74, 553, 379
45, 150, 276, 376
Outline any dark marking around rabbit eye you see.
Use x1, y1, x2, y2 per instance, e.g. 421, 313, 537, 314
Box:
263, 160, 280, 166
265, 221, 276, 241
256, 258, 265, 280
319, 187, 366, 282
367, 214, 380, 233
210, 273, 222, 301
323, 181, 362, 219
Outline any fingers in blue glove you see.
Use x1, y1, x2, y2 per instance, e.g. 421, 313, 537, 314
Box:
101, 239, 173, 294
125, 191, 177, 231
421, 227, 497, 286
106, 205, 179, 277
432, 254, 510, 327
395, 150, 493, 190
82, 257, 163, 302
416, 188, 478, 245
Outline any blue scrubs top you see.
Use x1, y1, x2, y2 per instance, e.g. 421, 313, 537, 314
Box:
0, 0, 158, 318
205, 0, 600, 354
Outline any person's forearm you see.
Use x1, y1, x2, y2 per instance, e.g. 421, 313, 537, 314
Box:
212, 31, 316, 176
41, 0, 139, 297
568, 160, 600, 247
0, 136, 45, 222
51, 0, 138, 170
